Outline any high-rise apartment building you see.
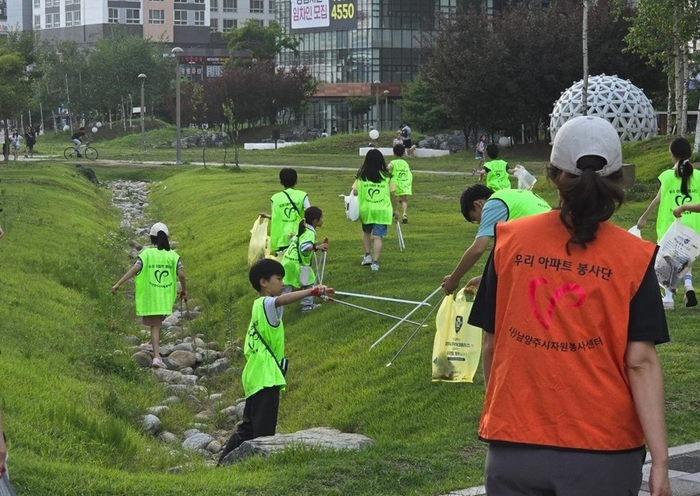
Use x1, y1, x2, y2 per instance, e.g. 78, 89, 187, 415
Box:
208, 0, 276, 34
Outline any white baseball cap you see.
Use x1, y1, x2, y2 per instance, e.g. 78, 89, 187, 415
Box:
149, 222, 169, 236
550, 116, 622, 177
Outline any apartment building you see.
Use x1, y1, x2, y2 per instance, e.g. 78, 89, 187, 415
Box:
208, 0, 275, 34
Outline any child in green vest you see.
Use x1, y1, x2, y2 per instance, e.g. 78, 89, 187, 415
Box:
260, 168, 310, 254
111, 223, 187, 369
388, 144, 413, 224
484, 144, 512, 191
217, 259, 329, 465
281, 207, 328, 313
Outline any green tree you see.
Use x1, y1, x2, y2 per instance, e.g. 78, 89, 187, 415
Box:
347, 96, 373, 129
397, 75, 451, 132
0, 47, 26, 157
224, 20, 299, 66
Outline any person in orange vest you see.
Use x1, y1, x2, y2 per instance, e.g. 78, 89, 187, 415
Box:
468, 116, 671, 496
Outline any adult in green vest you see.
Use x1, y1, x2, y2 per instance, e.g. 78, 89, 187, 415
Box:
351, 149, 399, 272
260, 168, 310, 254
637, 136, 700, 309
442, 185, 551, 294
387, 143, 413, 224
112, 223, 187, 368
484, 144, 512, 191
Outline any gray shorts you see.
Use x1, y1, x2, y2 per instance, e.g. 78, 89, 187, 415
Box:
485, 443, 645, 496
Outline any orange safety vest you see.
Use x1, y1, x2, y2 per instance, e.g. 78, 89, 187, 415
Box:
480, 211, 656, 451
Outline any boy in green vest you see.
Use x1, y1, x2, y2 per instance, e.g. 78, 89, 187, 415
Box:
218, 259, 329, 465
388, 144, 413, 224
483, 144, 512, 191
260, 169, 310, 254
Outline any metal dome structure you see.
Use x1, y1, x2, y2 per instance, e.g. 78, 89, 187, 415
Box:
549, 74, 657, 142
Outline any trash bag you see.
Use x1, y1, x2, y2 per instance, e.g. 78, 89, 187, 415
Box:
432, 288, 482, 383
513, 164, 537, 190
248, 216, 270, 267
0, 473, 17, 496
340, 190, 359, 221
655, 219, 700, 290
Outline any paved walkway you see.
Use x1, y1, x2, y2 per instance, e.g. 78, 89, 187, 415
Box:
440, 441, 700, 496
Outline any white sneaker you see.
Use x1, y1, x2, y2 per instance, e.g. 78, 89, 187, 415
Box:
301, 303, 322, 313
361, 255, 372, 266
370, 262, 379, 271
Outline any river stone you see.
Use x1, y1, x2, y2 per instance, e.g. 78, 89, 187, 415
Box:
172, 342, 195, 353
207, 440, 222, 454
132, 351, 153, 368
168, 350, 197, 369
208, 393, 223, 403
124, 335, 141, 346
142, 414, 162, 435
183, 433, 215, 451
153, 368, 184, 384
159, 431, 179, 444
180, 367, 194, 376
147, 405, 170, 416
166, 384, 189, 396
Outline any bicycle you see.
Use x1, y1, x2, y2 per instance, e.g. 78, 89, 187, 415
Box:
64, 142, 98, 160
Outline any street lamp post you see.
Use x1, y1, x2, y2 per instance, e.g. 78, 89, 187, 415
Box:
373, 80, 380, 130
383, 90, 390, 130
171, 47, 184, 165
138, 73, 146, 153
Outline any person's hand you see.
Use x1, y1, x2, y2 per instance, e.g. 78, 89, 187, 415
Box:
442, 274, 459, 295
310, 285, 330, 297
673, 205, 686, 218
393, 211, 399, 220
258, 212, 271, 219
637, 217, 647, 229
179, 290, 188, 302
465, 275, 482, 293
111, 284, 119, 295
316, 242, 328, 251
648, 462, 671, 496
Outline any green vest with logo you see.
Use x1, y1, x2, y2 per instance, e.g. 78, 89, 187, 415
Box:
134, 247, 180, 316
657, 169, 700, 241
390, 159, 413, 195
358, 174, 393, 225
270, 188, 307, 251
242, 297, 286, 397
490, 188, 551, 220
281, 227, 316, 288
485, 159, 511, 191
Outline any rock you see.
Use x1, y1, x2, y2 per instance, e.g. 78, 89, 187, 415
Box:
207, 341, 221, 351
193, 338, 206, 349
147, 405, 170, 416
153, 368, 184, 384
208, 393, 223, 403
235, 401, 245, 420
180, 367, 194, 376
172, 342, 195, 353
142, 414, 163, 435
219, 405, 239, 421
159, 431, 179, 444
225, 346, 243, 360
194, 410, 214, 421
162, 314, 180, 329
207, 440, 222, 454
220, 428, 374, 464
167, 466, 184, 474
124, 336, 141, 346
183, 433, 215, 451
168, 350, 197, 369
184, 429, 201, 439
192, 385, 208, 395
159, 344, 174, 356
182, 374, 199, 386
166, 384, 189, 396
185, 394, 203, 410
197, 357, 230, 376
163, 395, 181, 404
132, 351, 153, 368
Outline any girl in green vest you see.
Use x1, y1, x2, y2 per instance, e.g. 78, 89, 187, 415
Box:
388, 143, 413, 224
112, 223, 187, 368
281, 207, 328, 313
352, 149, 398, 272
637, 137, 700, 309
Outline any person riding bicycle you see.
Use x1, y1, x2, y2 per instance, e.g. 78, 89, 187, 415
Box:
71, 127, 88, 157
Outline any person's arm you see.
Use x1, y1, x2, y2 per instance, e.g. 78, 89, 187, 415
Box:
390, 180, 399, 219
177, 267, 187, 300
442, 236, 491, 294
482, 331, 494, 386
351, 179, 358, 196
258, 212, 271, 219
111, 264, 140, 294
673, 202, 700, 217
625, 341, 671, 496
274, 285, 329, 307
637, 190, 661, 229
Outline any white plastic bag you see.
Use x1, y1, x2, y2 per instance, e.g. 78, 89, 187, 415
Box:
513, 164, 537, 190
655, 220, 700, 290
628, 225, 642, 238
248, 216, 270, 267
340, 190, 360, 221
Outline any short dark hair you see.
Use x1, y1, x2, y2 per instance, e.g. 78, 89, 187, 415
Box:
460, 184, 494, 221
486, 144, 499, 159
249, 258, 285, 292
393, 144, 405, 157
279, 168, 298, 188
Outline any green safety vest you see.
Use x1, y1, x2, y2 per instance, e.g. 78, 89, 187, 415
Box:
358, 174, 393, 225
485, 159, 511, 191
657, 169, 700, 241
270, 188, 307, 251
242, 297, 286, 397
134, 247, 180, 316
489, 188, 551, 220
281, 227, 317, 288
390, 159, 413, 195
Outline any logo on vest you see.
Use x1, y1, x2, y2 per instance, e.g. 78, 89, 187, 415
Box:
455, 316, 463, 333
675, 194, 692, 207
284, 206, 297, 219
154, 270, 170, 284
367, 188, 381, 200
398, 171, 407, 179
528, 277, 586, 330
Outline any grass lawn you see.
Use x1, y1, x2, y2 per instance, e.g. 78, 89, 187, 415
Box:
0, 133, 699, 495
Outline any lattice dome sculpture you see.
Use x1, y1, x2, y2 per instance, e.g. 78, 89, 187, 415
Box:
550, 74, 657, 142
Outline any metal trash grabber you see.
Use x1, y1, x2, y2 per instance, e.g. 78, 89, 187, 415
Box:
331, 290, 430, 307
319, 237, 328, 284
386, 295, 445, 367
322, 295, 428, 327
370, 286, 443, 350
396, 220, 405, 252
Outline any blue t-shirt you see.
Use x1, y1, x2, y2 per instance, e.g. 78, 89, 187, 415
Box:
475, 200, 509, 238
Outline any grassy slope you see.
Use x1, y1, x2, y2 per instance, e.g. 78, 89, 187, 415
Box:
2, 135, 700, 495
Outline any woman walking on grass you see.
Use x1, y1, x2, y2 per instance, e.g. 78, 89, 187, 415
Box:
112, 222, 187, 368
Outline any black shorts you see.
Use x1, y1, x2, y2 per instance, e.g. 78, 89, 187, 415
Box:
403, 140, 412, 149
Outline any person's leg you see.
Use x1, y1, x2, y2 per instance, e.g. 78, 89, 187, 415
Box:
685, 271, 697, 307
370, 224, 387, 270
361, 224, 373, 265
72, 139, 81, 155
399, 195, 408, 220
218, 392, 257, 464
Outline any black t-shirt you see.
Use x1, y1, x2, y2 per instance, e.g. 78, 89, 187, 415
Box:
469, 248, 670, 344
71, 131, 85, 140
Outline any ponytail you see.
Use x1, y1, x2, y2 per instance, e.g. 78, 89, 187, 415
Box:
671, 137, 694, 196
679, 159, 694, 196
150, 231, 171, 250
297, 219, 307, 237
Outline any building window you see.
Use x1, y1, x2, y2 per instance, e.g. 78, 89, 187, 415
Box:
34, 15, 41, 28
150, 0, 164, 2
194, 0, 205, 3
34, 0, 40, 9
66, 0, 81, 5
223, 18, 237, 31
174, 10, 188, 25
108, 7, 118, 23
250, 0, 263, 13
252, 19, 263, 26
174, 0, 187, 3
194, 11, 205, 25
223, 0, 237, 12
210, 0, 218, 10
65, 10, 81, 26
148, 9, 165, 24
269, 0, 275, 13
126, 8, 140, 24
210, 18, 218, 32
45, 12, 59, 28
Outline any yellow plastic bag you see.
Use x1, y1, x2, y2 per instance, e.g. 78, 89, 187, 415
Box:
432, 288, 482, 383
248, 216, 270, 267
